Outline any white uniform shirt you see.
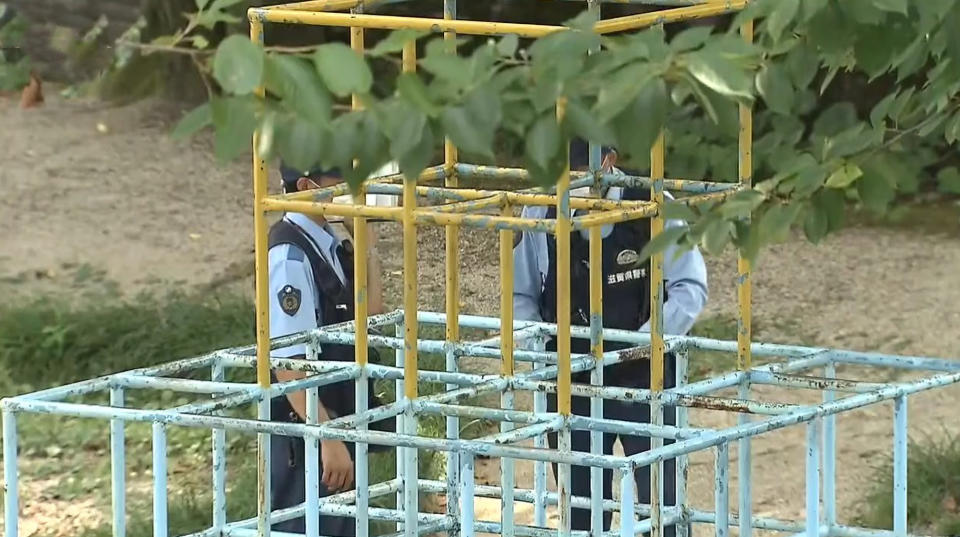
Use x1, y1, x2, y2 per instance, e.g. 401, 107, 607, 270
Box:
268, 213, 347, 358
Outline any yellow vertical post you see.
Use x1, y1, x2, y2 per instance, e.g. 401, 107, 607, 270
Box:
737, 19, 755, 537
500, 201, 515, 537
555, 98, 573, 537
249, 17, 272, 537
650, 131, 666, 537
350, 20, 368, 368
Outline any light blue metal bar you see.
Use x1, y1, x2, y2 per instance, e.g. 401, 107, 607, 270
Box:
395, 319, 405, 533
823, 363, 837, 531
110, 387, 126, 537
113, 375, 258, 394
621, 467, 636, 537
355, 340, 370, 537
628, 370, 960, 468
567, 415, 702, 441
153, 422, 168, 537
257, 397, 272, 537
751, 371, 886, 394
675, 350, 690, 537
513, 378, 801, 416
462, 454, 476, 537
4, 411, 18, 537
559, 421, 573, 537
502, 388, 516, 537
715, 443, 729, 537
893, 396, 908, 536
379, 518, 456, 537
212, 361, 227, 532
403, 404, 419, 537
307, 341, 321, 537
477, 416, 561, 445
533, 335, 548, 527
738, 379, 752, 537
829, 351, 960, 372
806, 419, 821, 537
417, 401, 547, 425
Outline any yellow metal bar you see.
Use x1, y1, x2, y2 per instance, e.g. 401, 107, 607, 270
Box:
431, 194, 504, 214
263, 199, 404, 220
257, 9, 565, 37
401, 36, 419, 402
593, 1, 748, 34
555, 100, 571, 417
402, 175, 419, 400
250, 22, 270, 390
500, 204, 515, 377
737, 20, 754, 370
266, 0, 363, 12
415, 210, 556, 232
650, 130, 665, 537
350, 19, 369, 370
570, 202, 659, 229
249, 18, 272, 537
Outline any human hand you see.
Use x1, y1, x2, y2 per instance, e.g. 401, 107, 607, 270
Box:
320, 440, 354, 492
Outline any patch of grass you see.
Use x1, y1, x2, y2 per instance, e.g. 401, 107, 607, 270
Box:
687, 314, 741, 381
859, 432, 960, 535
1, 289, 447, 536
0, 290, 256, 396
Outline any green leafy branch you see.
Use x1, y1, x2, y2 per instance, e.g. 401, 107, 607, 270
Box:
160, 0, 960, 263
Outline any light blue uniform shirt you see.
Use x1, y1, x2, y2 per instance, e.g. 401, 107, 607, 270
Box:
513, 185, 708, 339
268, 213, 347, 358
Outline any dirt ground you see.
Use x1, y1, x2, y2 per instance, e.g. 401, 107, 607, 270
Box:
2, 91, 960, 536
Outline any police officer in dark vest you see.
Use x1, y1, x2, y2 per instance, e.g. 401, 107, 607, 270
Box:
266, 164, 393, 535
512, 140, 708, 536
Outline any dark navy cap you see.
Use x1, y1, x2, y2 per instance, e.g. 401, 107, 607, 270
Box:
569, 138, 615, 170
279, 163, 343, 192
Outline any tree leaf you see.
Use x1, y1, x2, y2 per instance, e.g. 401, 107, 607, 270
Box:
684, 50, 754, 102
398, 122, 435, 182
564, 99, 615, 147
758, 203, 802, 243
857, 165, 896, 213
803, 201, 828, 243
526, 113, 562, 169
380, 100, 427, 162
213, 35, 264, 95
701, 219, 732, 255
211, 96, 258, 163
612, 79, 668, 167
195, 0, 212, 10
871, 0, 907, 14
639, 227, 687, 263
263, 55, 332, 125
766, 0, 800, 42
937, 167, 960, 194
396, 73, 439, 117
276, 117, 327, 173
756, 63, 794, 114
670, 26, 713, 52
172, 103, 212, 140
870, 92, 897, 128
664, 201, 697, 221
368, 29, 426, 57
314, 43, 373, 97
720, 190, 766, 219
825, 163, 863, 189
497, 34, 519, 57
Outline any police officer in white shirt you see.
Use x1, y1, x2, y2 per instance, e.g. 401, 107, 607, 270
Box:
268, 164, 391, 535
512, 139, 708, 536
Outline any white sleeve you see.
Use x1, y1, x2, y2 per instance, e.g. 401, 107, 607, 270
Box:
269, 246, 320, 358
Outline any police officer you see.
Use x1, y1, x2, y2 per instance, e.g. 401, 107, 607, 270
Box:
512, 140, 708, 536
267, 164, 392, 535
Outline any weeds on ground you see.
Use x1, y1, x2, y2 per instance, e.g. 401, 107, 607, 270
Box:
859, 432, 960, 536
0, 289, 447, 536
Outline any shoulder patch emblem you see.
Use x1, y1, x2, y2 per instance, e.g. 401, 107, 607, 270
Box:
616, 249, 640, 267
278, 285, 302, 316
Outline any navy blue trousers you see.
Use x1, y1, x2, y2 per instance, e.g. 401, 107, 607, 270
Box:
547, 356, 679, 536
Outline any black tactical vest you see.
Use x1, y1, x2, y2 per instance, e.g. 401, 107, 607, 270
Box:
539, 187, 667, 356
263, 218, 393, 437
